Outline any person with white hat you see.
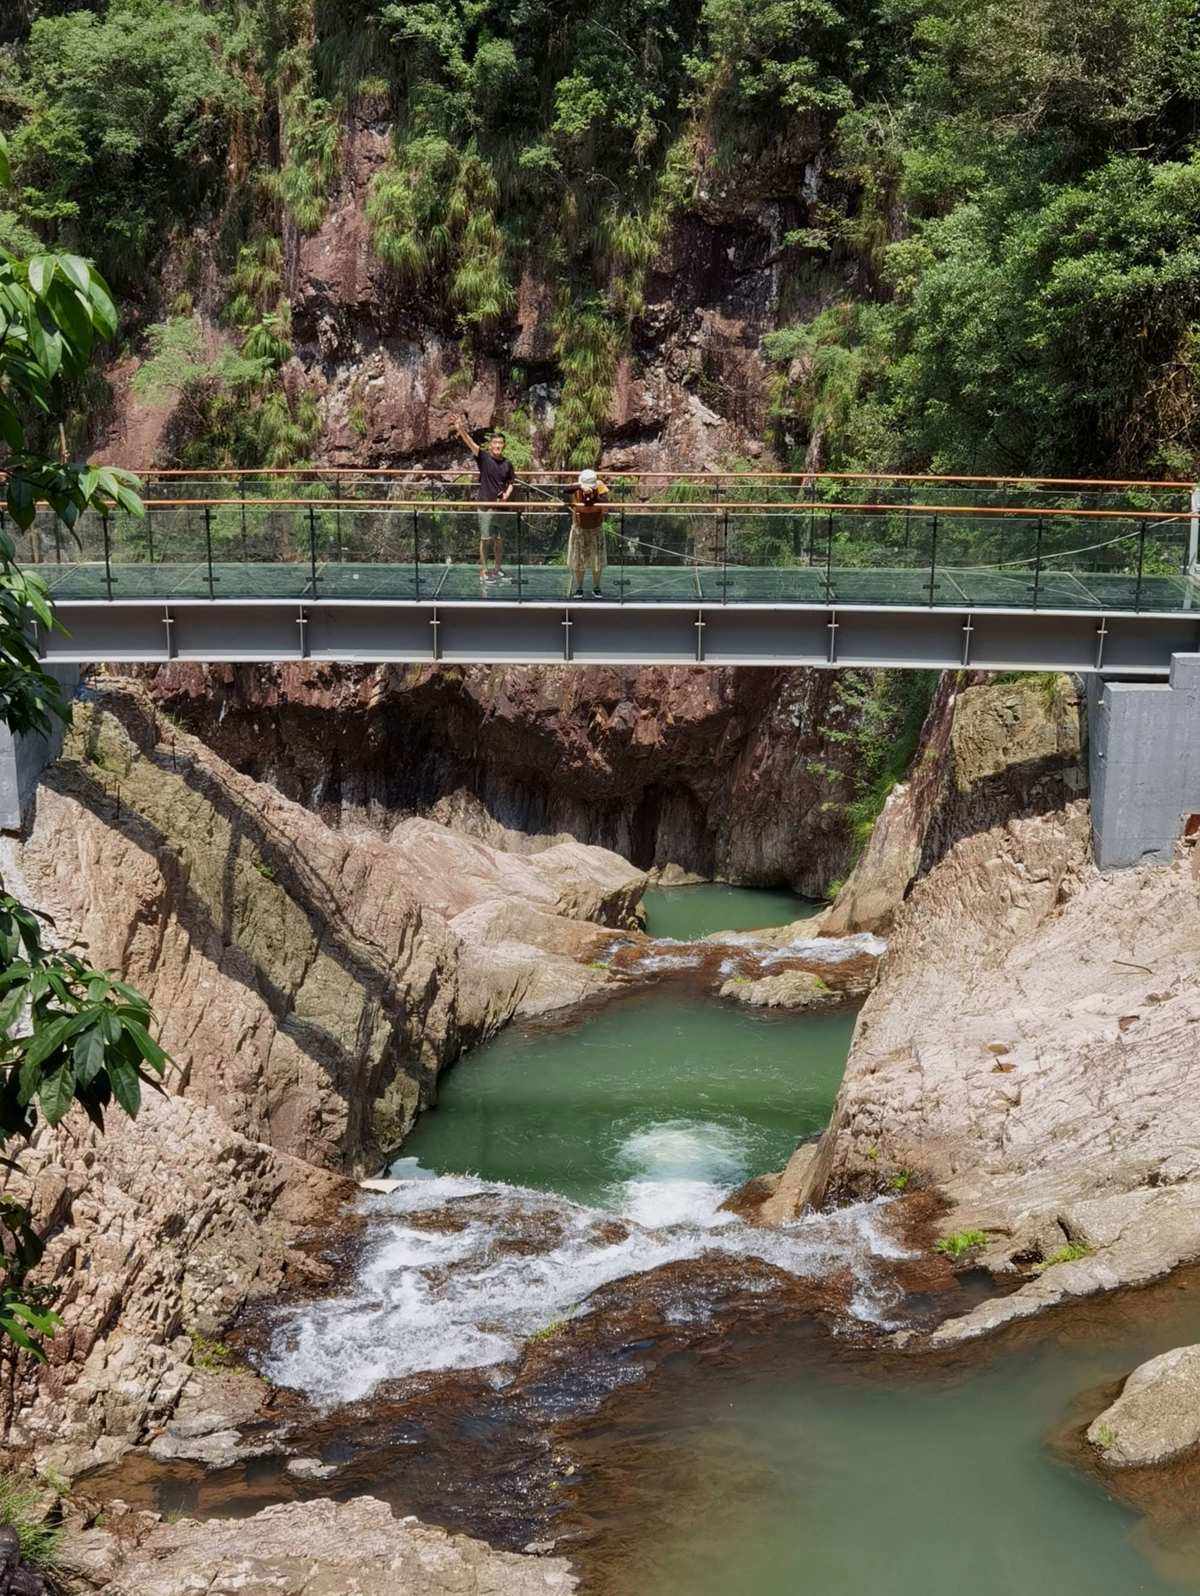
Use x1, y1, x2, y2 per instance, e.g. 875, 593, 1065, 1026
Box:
566, 468, 609, 597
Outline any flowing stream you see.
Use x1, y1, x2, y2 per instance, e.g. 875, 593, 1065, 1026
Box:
92, 883, 1200, 1591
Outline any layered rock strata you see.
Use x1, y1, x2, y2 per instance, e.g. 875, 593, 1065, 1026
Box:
138, 662, 897, 896
768, 675, 1200, 1340
0, 679, 645, 1469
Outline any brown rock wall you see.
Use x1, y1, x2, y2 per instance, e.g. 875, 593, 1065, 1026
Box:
137, 661, 881, 896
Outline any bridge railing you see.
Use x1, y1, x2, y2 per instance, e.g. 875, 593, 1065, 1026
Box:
103, 468, 1195, 519
3, 498, 1196, 613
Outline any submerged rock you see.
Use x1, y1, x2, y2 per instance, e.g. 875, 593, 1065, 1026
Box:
83, 1497, 577, 1595
1088, 1345, 1200, 1468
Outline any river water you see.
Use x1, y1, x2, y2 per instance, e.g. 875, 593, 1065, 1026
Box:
99, 883, 1200, 1591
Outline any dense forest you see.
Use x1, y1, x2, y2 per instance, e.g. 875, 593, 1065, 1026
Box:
2, 0, 1200, 475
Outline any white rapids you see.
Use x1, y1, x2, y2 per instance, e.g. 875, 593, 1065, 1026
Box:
263, 1118, 913, 1410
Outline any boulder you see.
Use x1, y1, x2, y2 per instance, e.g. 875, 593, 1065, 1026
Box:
1088, 1344, 1200, 1467
719, 969, 837, 1010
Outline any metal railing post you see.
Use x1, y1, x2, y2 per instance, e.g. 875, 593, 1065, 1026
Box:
1032, 516, 1044, 608
825, 508, 834, 602
308, 503, 319, 596
239, 475, 247, 561
722, 506, 729, 603
412, 507, 419, 597
145, 504, 154, 566
515, 510, 524, 601
927, 514, 939, 606
204, 505, 215, 599
1134, 519, 1147, 611
1189, 486, 1199, 575
102, 512, 113, 600
619, 508, 626, 601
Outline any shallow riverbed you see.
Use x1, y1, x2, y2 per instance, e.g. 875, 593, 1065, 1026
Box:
87, 884, 1200, 1593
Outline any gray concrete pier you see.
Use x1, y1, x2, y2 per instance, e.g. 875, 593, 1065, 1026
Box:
0, 666, 79, 832
1089, 652, 1200, 869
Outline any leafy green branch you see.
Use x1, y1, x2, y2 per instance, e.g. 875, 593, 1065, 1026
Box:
0, 127, 166, 1362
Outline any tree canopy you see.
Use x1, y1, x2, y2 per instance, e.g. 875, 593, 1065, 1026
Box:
3, 0, 1200, 473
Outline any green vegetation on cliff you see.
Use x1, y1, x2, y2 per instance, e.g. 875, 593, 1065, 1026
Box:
2, 0, 1200, 473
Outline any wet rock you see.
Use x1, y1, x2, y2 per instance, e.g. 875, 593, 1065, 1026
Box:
89, 1497, 577, 1595
147, 1426, 267, 1468
285, 1456, 338, 1480
718, 1172, 782, 1219
1087, 1344, 1200, 1467
719, 969, 838, 1010
754, 1148, 819, 1227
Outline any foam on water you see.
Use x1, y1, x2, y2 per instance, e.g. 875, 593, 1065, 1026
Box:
611, 1118, 750, 1227
264, 1119, 913, 1410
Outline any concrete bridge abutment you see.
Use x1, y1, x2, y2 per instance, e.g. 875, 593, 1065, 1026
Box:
1088, 652, 1200, 870
0, 666, 79, 832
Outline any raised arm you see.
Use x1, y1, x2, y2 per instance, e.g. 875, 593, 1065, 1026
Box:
454, 412, 480, 457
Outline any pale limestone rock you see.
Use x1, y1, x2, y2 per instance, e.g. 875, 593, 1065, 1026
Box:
719, 969, 836, 1010
930, 1185, 1200, 1346
90, 1497, 577, 1596
146, 1368, 275, 1467
285, 1457, 338, 1481
388, 816, 645, 929
768, 675, 1200, 1335
756, 1146, 819, 1226
1087, 1344, 1200, 1467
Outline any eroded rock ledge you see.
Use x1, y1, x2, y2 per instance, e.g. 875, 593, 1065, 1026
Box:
766, 674, 1200, 1337
137, 662, 893, 896
67, 1496, 577, 1595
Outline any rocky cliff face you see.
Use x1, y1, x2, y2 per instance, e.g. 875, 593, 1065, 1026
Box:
769, 675, 1200, 1343
102, 99, 795, 473
0, 678, 646, 1466
819, 671, 1088, 935
138, 661, 888, 896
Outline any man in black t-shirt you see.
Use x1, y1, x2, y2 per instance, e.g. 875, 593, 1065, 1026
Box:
455, 413, 515, 578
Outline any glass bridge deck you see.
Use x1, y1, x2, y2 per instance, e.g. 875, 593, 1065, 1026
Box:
12, 498, 1199, 616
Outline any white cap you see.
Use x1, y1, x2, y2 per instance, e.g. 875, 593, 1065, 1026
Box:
578, 469, 598, 488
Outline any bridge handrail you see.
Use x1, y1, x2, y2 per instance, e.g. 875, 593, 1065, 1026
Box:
5, 496, 1192, 520
11, 467, 1194, 490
